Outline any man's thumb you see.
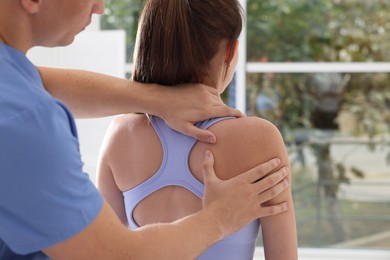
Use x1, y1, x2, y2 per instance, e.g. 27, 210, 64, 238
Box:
202, 150, 219, 184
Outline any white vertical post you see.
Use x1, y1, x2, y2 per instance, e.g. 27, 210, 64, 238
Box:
236, 0, 247, 113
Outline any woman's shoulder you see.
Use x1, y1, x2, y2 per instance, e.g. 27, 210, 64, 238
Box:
210, 116, 282, 143
103, 113, 151, 146
202, 116, 286, 180
108, 113, 149, 133
100, 113, 155, 162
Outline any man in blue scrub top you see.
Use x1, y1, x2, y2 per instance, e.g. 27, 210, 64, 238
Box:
0, 0, 291, 259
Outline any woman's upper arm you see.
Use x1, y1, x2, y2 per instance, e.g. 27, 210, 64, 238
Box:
248, 119, 298, 259
211, 117, 297, 259
255, 119, 291, 205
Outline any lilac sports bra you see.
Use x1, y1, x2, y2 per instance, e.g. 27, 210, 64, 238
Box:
123, 116, 260, 260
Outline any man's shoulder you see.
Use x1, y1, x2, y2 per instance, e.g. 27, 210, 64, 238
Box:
0, 240, 49, 260
0, 64, 50, 126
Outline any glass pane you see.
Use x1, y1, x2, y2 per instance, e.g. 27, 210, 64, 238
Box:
245, 72, 390, 248
247, 0, 390, 62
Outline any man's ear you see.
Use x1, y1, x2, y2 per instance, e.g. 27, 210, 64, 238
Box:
20, 0, 42, 14
225, 40, 239, 65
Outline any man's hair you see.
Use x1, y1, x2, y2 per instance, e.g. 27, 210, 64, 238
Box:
132, 0, 243, 86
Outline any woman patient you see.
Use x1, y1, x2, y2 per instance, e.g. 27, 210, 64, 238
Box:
97, 0, 297, 259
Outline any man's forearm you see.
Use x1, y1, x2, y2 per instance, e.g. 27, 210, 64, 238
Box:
38, 67, 244, 142
38, 67, 157, 118
44, 201, 224, 260
127, 208, 224, 259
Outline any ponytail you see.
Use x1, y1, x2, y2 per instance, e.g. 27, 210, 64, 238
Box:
133, 0, 243, 86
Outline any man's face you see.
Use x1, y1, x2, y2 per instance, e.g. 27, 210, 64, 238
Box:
34, 0, 105, 47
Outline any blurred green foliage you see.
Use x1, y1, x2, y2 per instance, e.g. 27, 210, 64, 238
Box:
246, 0, 390, 138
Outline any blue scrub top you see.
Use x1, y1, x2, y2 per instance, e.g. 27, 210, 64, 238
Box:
0, 43, 103, 259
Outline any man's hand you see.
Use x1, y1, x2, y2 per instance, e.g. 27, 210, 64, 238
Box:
157, 84, 244, 143
201, 150, 290, 237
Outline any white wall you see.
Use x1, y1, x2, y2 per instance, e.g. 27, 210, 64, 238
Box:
28, 30, 126, 77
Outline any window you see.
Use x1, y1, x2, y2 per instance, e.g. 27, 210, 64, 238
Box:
237, 0, 390, 252
101, 0, 390, 257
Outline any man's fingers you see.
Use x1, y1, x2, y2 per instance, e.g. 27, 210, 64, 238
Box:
181, 124, 217, 144
256, 201, 291, 218
202, 150, 219, 184
252, 167, 289, 195
241, 158, 282, 183
256, 173, 290, 203
210, 105, 245, 119
252, 167, 289, 194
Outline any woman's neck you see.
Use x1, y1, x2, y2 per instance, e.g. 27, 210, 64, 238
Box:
201, 78, 222, 96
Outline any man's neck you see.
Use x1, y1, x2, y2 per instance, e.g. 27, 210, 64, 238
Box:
0, 28, 31, 54
0, 8, 32, 54
0, 32, 9, 46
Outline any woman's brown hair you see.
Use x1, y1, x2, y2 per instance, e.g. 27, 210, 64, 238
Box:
132, 0, 243, 86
